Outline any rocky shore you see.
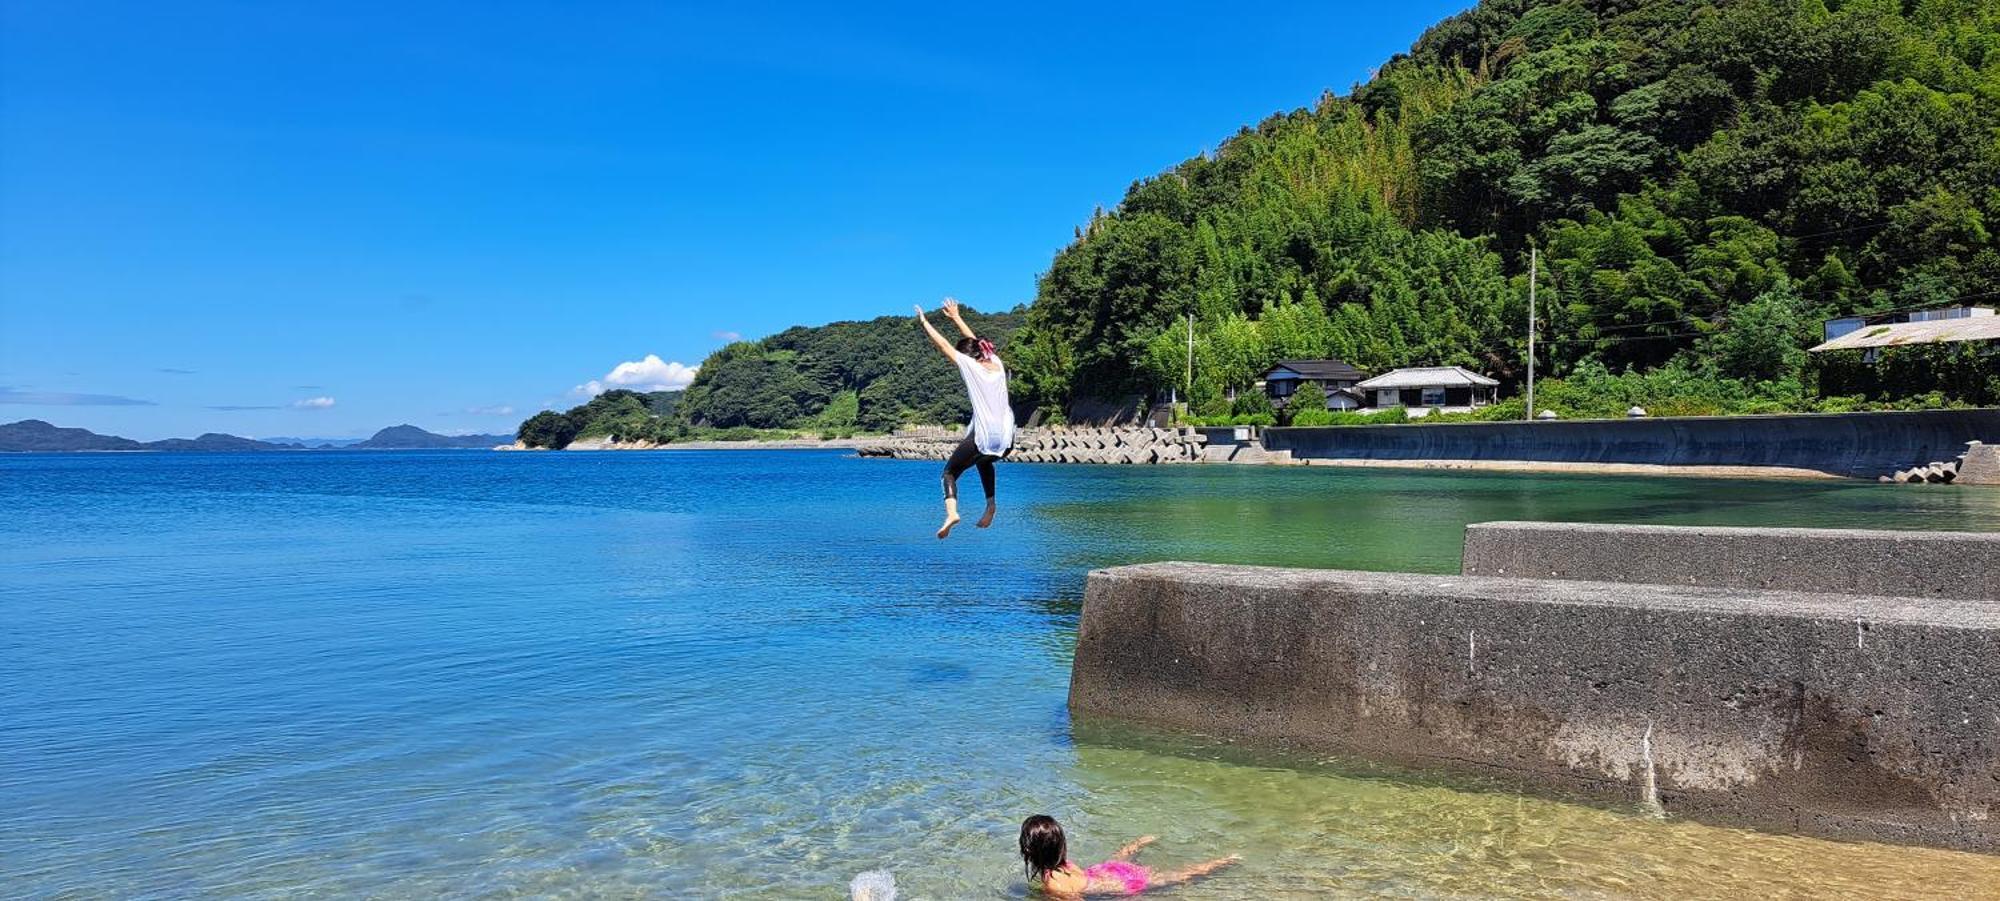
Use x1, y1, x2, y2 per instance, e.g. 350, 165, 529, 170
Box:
1883, 441, 2000, 484
857, 427, 1215, 464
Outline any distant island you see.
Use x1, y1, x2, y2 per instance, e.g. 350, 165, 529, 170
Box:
0, 420, 510, 453
257, 436, 369, 448
351, 425, 509, 450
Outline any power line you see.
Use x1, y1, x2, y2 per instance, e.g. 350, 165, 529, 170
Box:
1540, 329, 1712, 346
1526, 245, 1537, 421
1536, 288, 2000, 348
1527, 218, 1898, 273
1535, 261, 1996, 333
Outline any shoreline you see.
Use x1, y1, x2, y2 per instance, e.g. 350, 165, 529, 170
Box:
9, 442, 1902, 479
1291, 457, 1844, 480
497, 437, 875, 452
657, 438, 870, 451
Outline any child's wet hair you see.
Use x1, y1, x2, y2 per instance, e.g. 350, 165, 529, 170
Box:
1019, 814, 1066, 883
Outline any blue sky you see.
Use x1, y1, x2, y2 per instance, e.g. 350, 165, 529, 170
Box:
1, 0, 1471, 440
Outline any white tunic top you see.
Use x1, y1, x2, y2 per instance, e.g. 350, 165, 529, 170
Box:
952, 351, 1015, 456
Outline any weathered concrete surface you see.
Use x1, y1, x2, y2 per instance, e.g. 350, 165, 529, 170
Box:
1302, 457, 1839, 479
1962, 443, 2000, 485
1070, 562, 2000, 852
1463, 522, 2000, 603
1262, 408, 2000, 477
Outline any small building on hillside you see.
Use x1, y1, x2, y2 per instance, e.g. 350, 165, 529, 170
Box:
1356, 366, 1499, 415
1812, 305, 1999, 359
1258, 359, 1366, 410
1810, 305, 2000, 399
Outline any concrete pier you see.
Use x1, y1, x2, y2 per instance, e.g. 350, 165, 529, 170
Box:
1262, 408, 2000, 477
1070, 539, 2000, 852
1462, 522, 2000, 602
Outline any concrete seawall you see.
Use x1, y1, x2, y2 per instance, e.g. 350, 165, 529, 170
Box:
1463, 522, 2000, 602
1262, 408, 2000, 477
1070, 529, 2000, 852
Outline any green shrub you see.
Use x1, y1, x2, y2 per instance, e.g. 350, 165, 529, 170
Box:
1290, 407, 1339, 426
1231, 391, 1273, 418
814, 390, 859, 431
1284, 382, 1329, 424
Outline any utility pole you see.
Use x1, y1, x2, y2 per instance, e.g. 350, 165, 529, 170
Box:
1185, 313, 1195, 410
1526, 245, 1537, 421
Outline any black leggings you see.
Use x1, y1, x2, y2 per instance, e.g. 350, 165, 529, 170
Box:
942, 435, 999, 501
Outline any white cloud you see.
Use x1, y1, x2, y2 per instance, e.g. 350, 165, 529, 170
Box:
572, 354, 698, 396
712, 330, 741, 341
465, 404, 516, 416
292, 396, 336, 409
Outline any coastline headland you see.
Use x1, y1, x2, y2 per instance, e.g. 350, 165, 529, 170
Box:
1069, 523, 2000, 853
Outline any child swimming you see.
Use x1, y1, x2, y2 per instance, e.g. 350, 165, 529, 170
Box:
1019, 815, 1238, 897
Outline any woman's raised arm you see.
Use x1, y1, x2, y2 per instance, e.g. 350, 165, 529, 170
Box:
1110, 835, 1156, 861
942, 297, 978, 340
914, 305, 956, 358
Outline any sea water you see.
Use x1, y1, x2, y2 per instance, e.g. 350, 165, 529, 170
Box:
4, 450, 1998, 898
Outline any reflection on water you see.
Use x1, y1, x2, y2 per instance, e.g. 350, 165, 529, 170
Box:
1062, 720, 2000, 899
2, 451, 1997, 898
1032, 464, 2000, 576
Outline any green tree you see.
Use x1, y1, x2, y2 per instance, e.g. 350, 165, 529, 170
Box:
1702, 280, 1810, 385
1285, 380, 1329, 423
517, 411, 579, 449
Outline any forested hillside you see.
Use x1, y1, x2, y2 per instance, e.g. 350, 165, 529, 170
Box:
1009, 0, 2000, 416
516, 307, 1024, 446
675, 307, 1023, 431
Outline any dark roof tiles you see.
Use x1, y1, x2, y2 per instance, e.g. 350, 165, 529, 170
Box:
1263, 358, 1365, 381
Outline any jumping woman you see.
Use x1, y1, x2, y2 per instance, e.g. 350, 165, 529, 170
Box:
915, 298, 1015, 538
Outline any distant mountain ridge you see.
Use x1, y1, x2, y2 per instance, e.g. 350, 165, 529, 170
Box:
145, 433, 305, 452
0, 420, 146, 451
0, 420, 509, 452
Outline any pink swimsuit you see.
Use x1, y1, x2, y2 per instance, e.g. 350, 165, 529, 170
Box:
1084, 860, 1151, 894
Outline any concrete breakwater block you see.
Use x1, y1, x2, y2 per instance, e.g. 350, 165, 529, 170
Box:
1462, 522, 2000, 603
855, 427, 1208, 464
1962, 443, 2000, 485
1070, 561, 2000, 852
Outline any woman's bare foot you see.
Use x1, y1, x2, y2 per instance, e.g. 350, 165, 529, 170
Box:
937, 513, 961, 539
976, 501, 997, 528
1153, 855, 1240, 888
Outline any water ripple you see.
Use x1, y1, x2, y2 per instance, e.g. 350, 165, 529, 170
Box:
4, 451, 1998, 897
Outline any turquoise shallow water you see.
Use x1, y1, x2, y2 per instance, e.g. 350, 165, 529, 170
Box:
4, 450, 1999, 898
